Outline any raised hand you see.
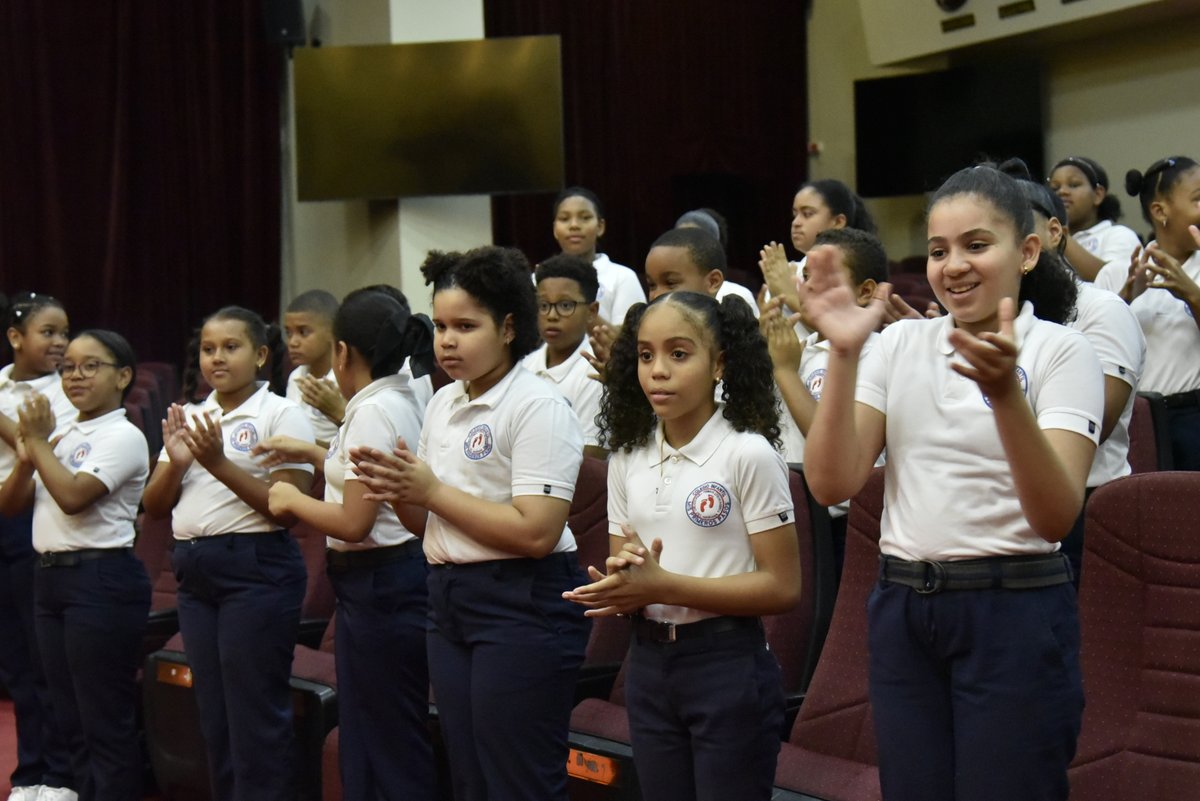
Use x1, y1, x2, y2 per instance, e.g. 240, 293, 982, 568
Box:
1142, 241, 1200, 305
180, 412, 227, 470
947, 296, 1021, 402
296, 374, 345, 425
759, 241, 803, 313
760, 297, 805, 373
562, 526, 666, 617
252, 435, 321, 469
800, 245, 887, 355
161, 404, 196, 467
16, 393, 55, 442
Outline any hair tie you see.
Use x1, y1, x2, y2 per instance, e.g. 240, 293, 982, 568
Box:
1055, 157, 1101, 188
400, 313, 435, 378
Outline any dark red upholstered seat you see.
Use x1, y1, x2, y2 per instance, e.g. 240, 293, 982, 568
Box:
774, 467, 883, 801
1068, 471, 1200, 799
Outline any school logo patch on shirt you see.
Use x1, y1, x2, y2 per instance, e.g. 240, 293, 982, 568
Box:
805, 368, 827, 401
463, 424, 493, 460
685, 482, 732, 528
68, 442, 91, 469
982, 366, 1029, 409
230, 421, 259, 452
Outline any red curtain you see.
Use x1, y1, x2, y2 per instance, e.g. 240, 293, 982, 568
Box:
0, 1, 283, 364
484, 1, 809, 288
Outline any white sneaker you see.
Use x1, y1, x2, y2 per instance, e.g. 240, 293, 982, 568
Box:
6, 787, 42, 801
34, 789, 76, 801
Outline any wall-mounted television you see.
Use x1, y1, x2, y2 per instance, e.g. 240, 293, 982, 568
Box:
294, 36, 564, 201
854, 63, 1044, 198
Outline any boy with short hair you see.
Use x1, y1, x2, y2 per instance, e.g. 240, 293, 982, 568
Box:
522, 254, 607, 458
284, 289, 341, 446
643, 227, 759, 315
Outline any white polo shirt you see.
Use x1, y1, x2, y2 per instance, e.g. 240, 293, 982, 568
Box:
1068, 281, 1145, 487
32, 408, 148, 552
161, 382, 315, 539
856, 303, 1103, 561
593, 253, 646, 326
1100, 250, 1200, 395
1075, 220, 1142, 267
609, 410, 793, 625
419, 365, 583, 565
715, 280, 760, 318
0, 366, 75, 478
779, 330, 880, 465
325, 374, 423, 552
286, 364, 341, 444
521, 339, 603, 447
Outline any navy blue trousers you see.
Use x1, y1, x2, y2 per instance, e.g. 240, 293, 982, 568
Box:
867, 579, 1083, 801
329, 548, 434, 801
426, 553, 591, 801
0, 509, 71, 789
35, 552, 150, 801
1166, 404, 1200, 471
625, 623, 784, 801
171, 532, 305, 801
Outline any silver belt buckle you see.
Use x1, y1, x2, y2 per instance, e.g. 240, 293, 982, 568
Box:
915, 560, 947, 594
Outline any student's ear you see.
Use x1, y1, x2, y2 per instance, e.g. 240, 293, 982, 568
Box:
712, 350, 725, 383
116, 366, 132, 393
596, 218, 607, 240
830, 214, 848, 231
1150, 198, 1169, 229
501, 313, 515, 346
1047, 217, 1066, 251
256, 345, 269, 370
1092, 184, 1108, 208
855, 279, 877, 307
6, 327, 19, 351
586, 301, 600, 324
334, 341, 350, 370
1020, 233, 1041, 274
703, 269, 724, 296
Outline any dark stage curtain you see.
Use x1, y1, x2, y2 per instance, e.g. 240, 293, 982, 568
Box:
0, 1, 283, 364
485, 1, 808, 292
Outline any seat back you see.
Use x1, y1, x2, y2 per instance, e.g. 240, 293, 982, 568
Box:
776, 467, 884, 801
1068, 472, 1200, 799
763, 467, 836, 697
1127, 392, 1174, 473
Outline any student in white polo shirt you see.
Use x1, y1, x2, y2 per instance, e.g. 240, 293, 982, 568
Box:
351, 247, 591, 801
259, 288, 436, 801
142, 306, 315, 801
522, 253, 606, 458
1095, 156, 1200, 471
564, 291, 800, 801
0, 292, 74, 801
1047, 155, 1142, 281
0, 330, 149, 801
552, 187, 645, 326
803, 166, 1102, 801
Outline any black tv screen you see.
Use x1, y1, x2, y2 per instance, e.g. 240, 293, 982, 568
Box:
294, 36, 565, 201
854, 63, 1044, 198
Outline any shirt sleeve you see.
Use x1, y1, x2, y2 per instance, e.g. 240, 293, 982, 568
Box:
509, 395, 584, 500
72, 425, 148, 493
1081, 292, 1146, 387
1097, 226, 1143, 266
732, 438, 795, 534
1092, 260, 1126, 294
607, 449, 630, 537
574, 372, 604, 447
855, 329, 891, 414
267, 401, 317, 474
1034, 329, 1104, 445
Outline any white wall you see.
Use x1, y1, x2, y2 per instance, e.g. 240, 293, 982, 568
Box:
807, 3, 1200, 259
281, 0, 491, 317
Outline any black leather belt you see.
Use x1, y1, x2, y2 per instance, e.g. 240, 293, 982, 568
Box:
38, 547, 131, 568
326, 540, 423, 572
1163, 389, 1200, 409
632, 614, 761, 644
880, 553, 1071, 594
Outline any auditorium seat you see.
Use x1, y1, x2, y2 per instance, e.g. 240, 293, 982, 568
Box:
134, 513, 182, 657
1127, 392, 1174, 473
565, 466, 835, 799
138, 361, 180, 406
1068, 471, 1200, 799
774, 467, 884, 801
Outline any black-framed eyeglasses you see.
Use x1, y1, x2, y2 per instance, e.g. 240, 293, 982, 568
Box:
537, 300, 582, 317
56, 360, 118, 378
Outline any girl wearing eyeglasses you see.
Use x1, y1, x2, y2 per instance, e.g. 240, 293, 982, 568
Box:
522, 254, 606, 458
0, 330, 150, 801
1094, 156, 1200, 470
0, 292, 74, 801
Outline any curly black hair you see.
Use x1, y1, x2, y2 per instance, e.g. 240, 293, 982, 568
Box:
420, 246, 540, 363
931, 165, 1078, 326
599, 292, 781, 452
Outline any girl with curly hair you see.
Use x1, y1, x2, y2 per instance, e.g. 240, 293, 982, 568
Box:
565, 291, 800, 801
349, 246, 591, 801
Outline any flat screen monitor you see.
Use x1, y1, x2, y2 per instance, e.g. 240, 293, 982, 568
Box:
854, 63, 1044, 198
294, 36, 564, 201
